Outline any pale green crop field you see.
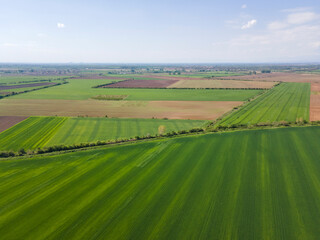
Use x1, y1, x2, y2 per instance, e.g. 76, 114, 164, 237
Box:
218, 82, 310, 126
1, 127, 320, 239
0, 117, 206, 151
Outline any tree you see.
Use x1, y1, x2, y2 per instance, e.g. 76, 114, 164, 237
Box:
158, 125, 166, 135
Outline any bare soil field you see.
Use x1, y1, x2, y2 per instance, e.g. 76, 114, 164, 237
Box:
168, 79, 277, 89
0, 82, 56, 90
310, 95, 320, 121
0, 116, 28, 133
0, 99, 242, 120
311, 83, 320, 92
217, 72, 320, 83
310, 83, 320, 121
102, 79, 179, 88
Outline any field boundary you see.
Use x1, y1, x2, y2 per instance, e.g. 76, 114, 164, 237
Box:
0, 81, 69, 99
2, 121, 320, 159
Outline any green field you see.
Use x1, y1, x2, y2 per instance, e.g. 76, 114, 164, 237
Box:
0, 76, 67, 85
0, 117, 206, 151
8, 79, 262, 101
156, 71, 247, 78
1, 127, 320, 239
218, 82, 310, 126
0, 117, 67, 151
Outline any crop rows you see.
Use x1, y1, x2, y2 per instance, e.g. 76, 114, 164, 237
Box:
0, 117, 67, 151
1, 127, 320, 239
0, 117, 206, 151
218, 82, 310, 126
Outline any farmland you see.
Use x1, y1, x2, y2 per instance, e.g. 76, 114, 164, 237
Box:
167, 79, 277, 89
0, 116, 28, 133
101, 79, 179, 88
0, 99, 242, 120
0, 117, 67, 151
217, 72, 320, 83
8, 79, 263, 101
218, 83, 310, 126
1, 127, 320, 239
0, 116, 207, 151
1, 64, 320, 240
102, 79, 277, 89
0, 76, 67, 85
310, 83, 320, 121
0, 82, 56, 90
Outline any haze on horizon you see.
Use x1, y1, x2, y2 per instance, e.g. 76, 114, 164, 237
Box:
0, 0, 319, 63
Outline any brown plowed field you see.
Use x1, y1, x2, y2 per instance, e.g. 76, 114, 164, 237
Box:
102, 79, 179, 88
311, 83, 320, 92
310, 83, 320, 121
0, 82, 56, 91
217, 72, 320, 83
0, 116, 28, 133
310, 95, 320, 121
168, 79, 276, 89
0, 99, 242, 120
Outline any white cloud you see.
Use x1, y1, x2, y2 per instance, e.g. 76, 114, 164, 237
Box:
282, 7, 313, 13
268, 21, 288, 30
213, 18, 320, 62
57, 23, 65, 29
241, 19, 257, 29
287, 12, 318, 25
241, 4, 247, 9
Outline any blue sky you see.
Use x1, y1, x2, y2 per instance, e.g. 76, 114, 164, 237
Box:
0, 0, 319, 63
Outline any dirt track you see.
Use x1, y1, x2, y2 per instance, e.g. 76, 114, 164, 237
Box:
0, 116, 28, 133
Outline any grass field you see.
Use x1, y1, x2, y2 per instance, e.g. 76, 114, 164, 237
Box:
8, 79, 263, 101
218, 82, 310, 126
155, 71, 247, 78
0, 117, 206, 151
1, 126, 320, 239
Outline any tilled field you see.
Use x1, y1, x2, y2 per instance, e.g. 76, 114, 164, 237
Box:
0, 99, 242, 120
310, 83, 320, 121
217, 72, 320, 83
168, 79, 277, 89
0, 116, 28, 133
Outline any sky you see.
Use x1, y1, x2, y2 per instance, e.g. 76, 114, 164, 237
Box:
0, 0, 320, 63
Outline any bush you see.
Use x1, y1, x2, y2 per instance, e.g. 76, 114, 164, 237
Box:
18, 148, 26, 156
